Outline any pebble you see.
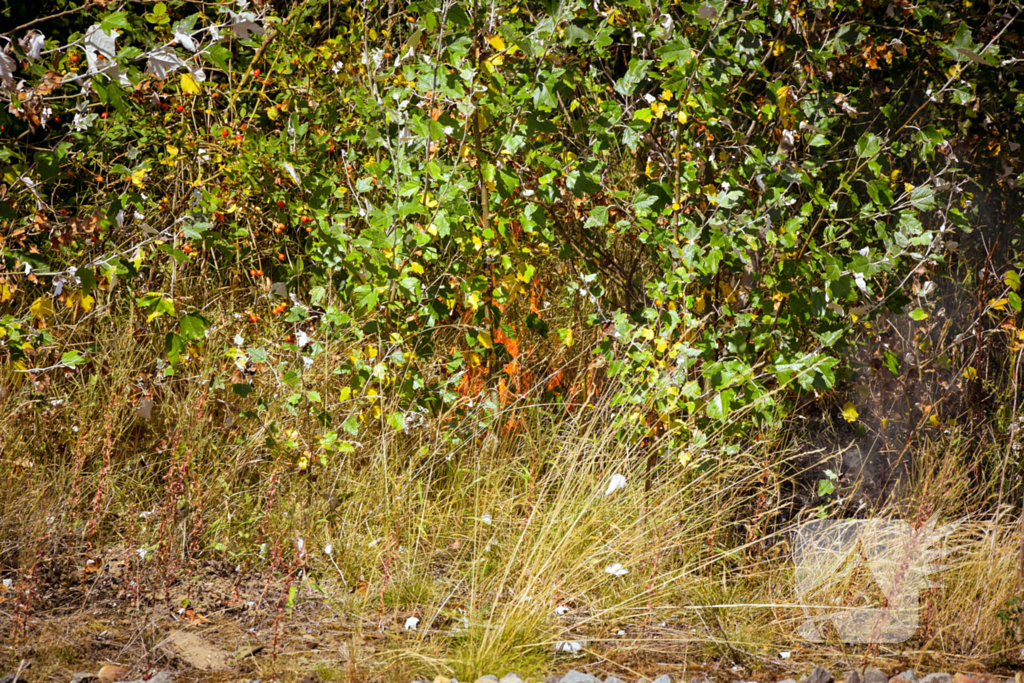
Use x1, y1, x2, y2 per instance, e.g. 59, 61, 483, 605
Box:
561, 671, 600, 683
807, 667, 835, 683
891, 671, 919, 683
458, 667, 1013, 683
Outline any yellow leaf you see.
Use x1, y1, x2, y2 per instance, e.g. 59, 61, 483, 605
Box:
477, 330, 493, 349
29, 296, 55, 320
964, 366, 978, 381
655, 338, 668, 353
180, 72, 201, 95
486, 34, 506, 51
266, 105, 279, 121
677, 108, 688, 124
929, 414, 940, 427
66, 290, 95, 318
841, 402, 859, 422
340, 386, 352, 401
0, 283, 12, 302
660, 89, 673, 101
639, 327, 655, 341
563, 327, 574, 348
651, 101, 667, 119
1005, 271, 1021, 292
409, 262, 424, 275
989, 298, 1009, 312
366, 345, 378, 359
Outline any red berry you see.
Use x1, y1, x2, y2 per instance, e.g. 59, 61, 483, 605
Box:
100, 112, 108, 119
70, 55, 78, 63
278, 253, 286, 261
277, 200, 285, 208
249, 314, 259, 323
222, 129, 229, 137
176, 104, 184, 113
253, 68, 261, 77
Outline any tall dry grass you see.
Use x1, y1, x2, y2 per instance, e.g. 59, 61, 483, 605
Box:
1, 299, 1022, 681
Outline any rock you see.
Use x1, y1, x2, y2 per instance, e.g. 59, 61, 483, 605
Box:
863, 670, 889, 683
561, 671, 600, 683
542, 676, 562, 683
651, 676, 671, 683
842, 671, 862, 683
97, 667, 128, 682
807, 668, 834, 683
603, 677, 627, 683
473, 677, 498, 683
1, 675, 30, 683
499, 675, 524, 683
777, 679, 798, 683
952, 675, 1006, 683
71, 675, 98, 683
919, 675, 951, 683
891, 671, 918, 683
122, 674, 173, 683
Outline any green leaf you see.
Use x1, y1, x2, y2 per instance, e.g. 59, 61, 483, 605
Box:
614, 59, 651, 96
178, 313, 210, 341
655, 38, 693, 65
909, 307, 929, 321
855, 133, 882, 159
100, 11, 130, 30
706, 390, 731, 420
387, 411, 406, 431
232, 383, 254, 398
61, 350, 87, 367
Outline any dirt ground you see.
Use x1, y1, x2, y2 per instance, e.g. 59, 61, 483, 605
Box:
1, 546, 1014, 683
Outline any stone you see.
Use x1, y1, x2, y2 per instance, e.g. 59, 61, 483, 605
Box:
499, 675, 524, 683
71, 675, 98, 683
561, 671, 600, 683
920, 675, 951, 683
806, 668, 834, 683
952, 675, 1006, 683
122, 674, 173, 683
97, 667, 128, 682
603, 677, 627, 683
1, 675, 30, 683
542, 676, 562, 683
651, 676, 671, 683
843, 671, 862, 683
890, 671, 918, 683
777, 679, 798, 683
863, 670, 889, 683
474, 677, 498, 683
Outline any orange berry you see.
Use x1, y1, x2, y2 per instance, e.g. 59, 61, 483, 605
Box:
278, 253, 286, 261
252, 68, 261, 77
249, 314, 259, 323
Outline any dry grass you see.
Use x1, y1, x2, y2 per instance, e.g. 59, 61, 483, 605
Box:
1, 303, 1022, 682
